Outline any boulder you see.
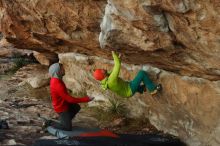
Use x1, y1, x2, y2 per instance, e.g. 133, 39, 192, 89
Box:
59, 52, 220, 146
14, 64, 50, 88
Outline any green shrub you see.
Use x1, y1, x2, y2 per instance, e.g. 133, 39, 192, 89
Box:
14, 58, 28, 69
6, 57, 32, 74
107, 98, 127, 116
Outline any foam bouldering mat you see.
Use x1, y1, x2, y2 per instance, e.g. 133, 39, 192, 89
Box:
46, 126, 118, 139
33, 133, 183, 146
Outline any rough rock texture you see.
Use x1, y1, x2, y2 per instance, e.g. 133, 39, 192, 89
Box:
0, 0, 219, 80
0, 38, 34, 74
13, 64, 50, 88
33, 51, 58, 66
100, 0, 220, 80
59, 53, 220, 146
0, 1, 220, 146
0, 60, 14, 74
0, 0, 107, 62
0, 39, 32, 58
0, 78, 56, 145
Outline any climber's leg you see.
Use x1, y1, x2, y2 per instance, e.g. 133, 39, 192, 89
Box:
130, 70, 161, 95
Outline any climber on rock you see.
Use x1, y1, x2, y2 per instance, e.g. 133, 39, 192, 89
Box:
93, 51, 162, 98
47, 63, 94, 131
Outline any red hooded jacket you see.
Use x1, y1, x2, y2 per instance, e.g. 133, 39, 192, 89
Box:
50, 78, 90, 113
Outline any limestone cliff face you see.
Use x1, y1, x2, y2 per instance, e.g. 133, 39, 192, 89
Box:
0, 0, 220, 146
59, 53, 220, 146
0, 0, 107, 59
0, 0, 219, 80
100, 0, 220, 80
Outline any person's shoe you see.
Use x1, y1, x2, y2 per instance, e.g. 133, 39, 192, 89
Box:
0, 120, 9, 129
141, 85, 147, 92
42, 119, 52, 130
150, 84, 162, 95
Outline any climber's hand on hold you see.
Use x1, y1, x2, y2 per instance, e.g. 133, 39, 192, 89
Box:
88, 96, 95, 101
118, 53, 121, 59
112, 51, 121, 59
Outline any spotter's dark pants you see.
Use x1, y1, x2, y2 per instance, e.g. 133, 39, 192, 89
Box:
52, 104, 81, 131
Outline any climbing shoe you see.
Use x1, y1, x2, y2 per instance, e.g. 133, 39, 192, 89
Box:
42, 119, 52, 129
150, 84, 162, 95
140, 84, 147, 93
0, 120, 9, 129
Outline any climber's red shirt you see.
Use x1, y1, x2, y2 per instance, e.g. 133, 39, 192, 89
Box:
50, 77, 90, 113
